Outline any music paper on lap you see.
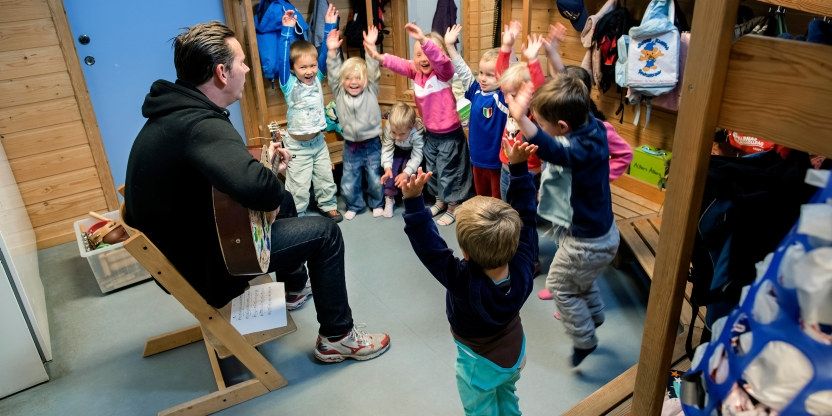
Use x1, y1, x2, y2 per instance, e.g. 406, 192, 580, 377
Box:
230, 282, 287, 334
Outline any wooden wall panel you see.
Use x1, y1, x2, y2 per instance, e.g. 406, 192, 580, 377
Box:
0, 0, 118, 248
0, 45, 67, 81
26, 188, 106, 228
9, 145, 95, 183
1, 121, 88, 158
0, 96, 81, 135
17, 166, 101, 205
0, 71, 74, 108
0, 0, 51, 23
0, 18, 60, 52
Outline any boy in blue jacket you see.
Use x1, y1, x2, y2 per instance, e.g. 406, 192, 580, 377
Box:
400, 140, 539, 416
505, 75, 620, 367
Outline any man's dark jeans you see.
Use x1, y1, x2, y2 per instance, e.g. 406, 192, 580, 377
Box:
268, 199, 352, 337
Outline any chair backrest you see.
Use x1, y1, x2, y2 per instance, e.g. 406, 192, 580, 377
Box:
121, 224, 286, 390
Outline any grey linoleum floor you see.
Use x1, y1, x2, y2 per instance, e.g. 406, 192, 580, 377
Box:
0, 203, 648, 416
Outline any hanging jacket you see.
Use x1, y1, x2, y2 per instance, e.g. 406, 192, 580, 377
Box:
432, 0, 458, 35
255, 0, 310, 80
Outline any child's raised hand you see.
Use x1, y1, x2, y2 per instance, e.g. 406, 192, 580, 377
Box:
502, 20, 522, 47
547, 23, 567, 44
282, 10, 297, 28
502, 138, 538, 165
363, 40, 383, 60
326, 29, 342, 51
444, 24, 462, 47
325, 3, 339, 24
399, 167, 432, 199
504, 81, 535, 121
393, 172, 410, 188
523, 34, 544, 61
363, 25, 379, 46
404, 22, 425, 42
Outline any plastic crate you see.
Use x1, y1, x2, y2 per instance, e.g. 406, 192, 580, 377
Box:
73, 211, 150, 293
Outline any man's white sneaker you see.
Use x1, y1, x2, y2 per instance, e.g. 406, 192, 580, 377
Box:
314, 325, 390, 363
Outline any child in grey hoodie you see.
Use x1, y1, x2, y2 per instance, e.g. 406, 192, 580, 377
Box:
327, 26, 383, 220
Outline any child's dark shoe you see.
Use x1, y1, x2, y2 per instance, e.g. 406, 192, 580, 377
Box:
570, 345, 597, 367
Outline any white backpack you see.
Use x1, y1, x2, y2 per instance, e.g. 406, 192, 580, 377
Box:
615, 0, 680, 126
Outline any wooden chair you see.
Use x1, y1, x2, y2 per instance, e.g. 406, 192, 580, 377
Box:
121, 224, 297, 416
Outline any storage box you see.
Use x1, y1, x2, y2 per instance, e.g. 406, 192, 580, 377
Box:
73, 211, 150, 293
629, 145, 672, 188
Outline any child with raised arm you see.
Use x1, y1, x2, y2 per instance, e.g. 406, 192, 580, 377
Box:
535, 64, 633, 301
401, 139, 539, 416
505, 76, 620, 367
326, 26, 384, 220
365, 23, 473, 226
380, 102, 424, 218
276, 6, 342, 222
444, 24, 507, 198
495, 21, 554, 200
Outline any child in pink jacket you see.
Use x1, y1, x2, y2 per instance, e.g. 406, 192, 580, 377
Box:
365, 23, 473, 226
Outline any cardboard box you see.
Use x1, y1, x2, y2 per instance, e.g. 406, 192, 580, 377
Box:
629, 145, 672, 188
74, 211, 150, 293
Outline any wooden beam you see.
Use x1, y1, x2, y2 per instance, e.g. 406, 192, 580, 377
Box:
717, 36, 832, 157
755, 0, 832, 16
389, 0, 409, 100
632, 1, 739, 414
521, 0, 531, 41
46, 0, 119, 210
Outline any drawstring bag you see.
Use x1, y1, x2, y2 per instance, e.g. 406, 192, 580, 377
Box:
616, 0, 680, 126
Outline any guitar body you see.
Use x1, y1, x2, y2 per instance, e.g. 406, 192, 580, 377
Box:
213, 145, 273, 276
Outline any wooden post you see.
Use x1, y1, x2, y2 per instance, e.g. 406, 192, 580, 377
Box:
632, 1, 739, 414
224, 0, 269, 138
366, 0, 374, 31
389, 0, 410, 100
520, 0, 531, 43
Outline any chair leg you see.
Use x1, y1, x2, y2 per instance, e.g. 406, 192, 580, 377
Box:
143, 324, 203, 357
158, 379, 270, 416
203, 336, 226, 390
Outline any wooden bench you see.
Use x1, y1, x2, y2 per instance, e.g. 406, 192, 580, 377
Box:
248, 131, 345, 168
611, 174, 705, 331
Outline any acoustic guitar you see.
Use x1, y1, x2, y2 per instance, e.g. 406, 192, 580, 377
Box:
213, 122, 285, 275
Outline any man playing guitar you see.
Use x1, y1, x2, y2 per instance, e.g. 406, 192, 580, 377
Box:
124, 21, 389, 363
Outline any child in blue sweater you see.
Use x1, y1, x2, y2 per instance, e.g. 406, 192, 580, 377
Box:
400, 140, 539, 416
505, 75, 620, 367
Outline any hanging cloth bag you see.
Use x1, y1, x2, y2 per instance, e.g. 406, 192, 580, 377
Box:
626, 0, 679, 94
616, 0, 679, 126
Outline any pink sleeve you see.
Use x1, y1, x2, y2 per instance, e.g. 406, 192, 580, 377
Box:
496, 50, 511, 77
605, 121, 633, 181
528, 59, 546, 90
382, 54, 417, 79
421, 40, 455, 82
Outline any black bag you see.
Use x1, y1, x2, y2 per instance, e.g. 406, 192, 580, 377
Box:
344, 0, 390, 51
592, 4, 634, 93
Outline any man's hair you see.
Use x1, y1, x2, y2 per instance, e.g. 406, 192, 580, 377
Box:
480, 48, 499, 64
339, 57, 368, 83
388, 102, 416, 131
530, 75, 590, 129
289, 39, 318, 67
173, 21, 236, 86
499, 62, 530, 89
455, 196, 522, 269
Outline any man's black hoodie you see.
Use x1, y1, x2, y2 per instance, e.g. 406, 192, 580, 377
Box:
125, 79, 284, 307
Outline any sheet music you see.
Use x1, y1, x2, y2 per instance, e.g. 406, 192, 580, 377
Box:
230, 282, 287, 335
